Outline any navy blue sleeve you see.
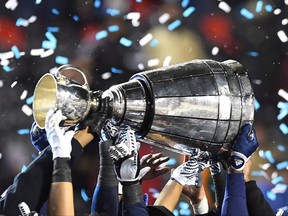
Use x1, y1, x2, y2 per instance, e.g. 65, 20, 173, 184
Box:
91, 185, 119, 216
122, 200, 149, 216
221, 173, 248, 216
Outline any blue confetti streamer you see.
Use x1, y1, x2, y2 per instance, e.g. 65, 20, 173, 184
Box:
94, 0, 101, 8
247, 51, 259, 57
11, 45, 21, 59
106, 8, 120, 16
265, 4, 273, 12
26, 96, 33, 105
166, 158, 177, 166
173, 210, 179, 216
272, 176, 284, 185
81, 188, 89, 202
119, 37, 133, 47
266, 191, 276, 201
276, 161, 288, 170
277, 145, 286, 152
108, 25, 119, 32
3, 65, 13, 72
73, 15, 79, 21
51, 8, 60, 15
277, 109, 288, 120
150, 39, 158, 47
16, 18, 27, 27
240, 8, 254, 19
17, 129, 30, 135
274, 184, 287, 192
111, 67, 123, 74
254, 98, 260, 111
181, 0, 190, 8
251, 170, 264, 176
168, 19, 182, 31
255, 1, 263, 13
95, 30, 108, 40
45, 31, 57, 43
21, 165, 27, 172
279, 123, 288, 135
183, 7, 195, 17
47, 26, 60, 32
180, 209, 192, 216
265, 150, 275, 163
277, 102, 288, 110
55, 56, 69, 65
179, 201, 189, 209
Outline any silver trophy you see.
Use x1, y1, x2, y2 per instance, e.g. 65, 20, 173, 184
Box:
33, 59, 254, 156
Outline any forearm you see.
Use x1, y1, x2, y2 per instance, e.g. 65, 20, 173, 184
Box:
154, 179, 183, 212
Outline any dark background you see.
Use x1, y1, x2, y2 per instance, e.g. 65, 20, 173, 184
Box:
0, 0, 287, 215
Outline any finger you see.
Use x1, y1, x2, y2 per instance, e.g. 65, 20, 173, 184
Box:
151, 156, 170, 167
154, 167, 171, 177
146, 152, 163, 164
140, 154, 153, 166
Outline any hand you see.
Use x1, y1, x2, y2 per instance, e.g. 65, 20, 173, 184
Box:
230, 123, 259, 171
182, 183, 205, 204
30, 121, 49, 152
76, 91, 109, 136
171, 149, 202, 186
45, 109, 75, 160
100, 120, 119, 141
209, 162, 222, 176
109, 127, 150, 185
140, 153, 171, 180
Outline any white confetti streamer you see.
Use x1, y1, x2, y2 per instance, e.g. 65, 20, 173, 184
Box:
125, 12, 141, 27
211, 46, 219, 55
20, 90, 28, 100
218, 1, 231, 13
159, 13, 170, 24
40, 49, 54, 58
0, 80, 3, 88
30, 48, 45, 56
282, 18, 288, 25
101, 72, 112, 80
139, 33, 153, 46
273, 8, 281, 15
137, 63, 144, 70
22, 105, 33, 116
5, 0, 18, 10
278, 89, 288, 101
163, 56, 171, 67
277, 30, 288, 43
148, 59, 160, 67
11, 81, 17, 88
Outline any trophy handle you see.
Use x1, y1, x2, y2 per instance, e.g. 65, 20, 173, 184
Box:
56, 64, 90, 90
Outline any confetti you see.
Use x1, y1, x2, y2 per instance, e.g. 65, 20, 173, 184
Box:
73, 15, 79, 22
40, 49, 54, 58
276, 161, 288, 170
148, 188, 159, 199
42, 31, 57, 50
5, 0, 18, 10
265, 150, 275, 163
277, 145, 286, 152
218, 2, 231, 13
159, 13, 170, 24
55, 56, 69, 65
30, 48, 44, 56
94, 0, 101, 8
17, 129, 30, 135
125, 12, 141, 27
163, 56, 172, 67
22, 104, 33, 116
267, 191, 276, 201
108, 25, 119, 32
25, 96, 33, 105
282, 18, 288, 25
51, 8, 60, 15
139, 33, 153, 46
277, 30, 288, 43
168, 19, 181, 31
278, 89, 288, 101
255, 1, 263, 13
47, 26, 60, 32
111, 67, 123, 74
101, 72, 112, 80
240, 8, 254, 20
95, 30, 108, 40
265, 4, 273, 12
3, 65, 13, 72
119, 37, 132, 47
0, 80, 3, 87
274, 9, 281, 15
81, 188, 89, 202
20, 90, 28, 100
35, 0, 41, 4
106, 8, 120, 16
137, 63, 144, 70
272, 176, 284, 185
254, 98, 260, 111
11, 45, 21, 59
211, 46, 219, 56
165, 157, 177, 166
150, 39, 158, 47
21, 165, 27, 173
279, 123, 288, 135
11, 81, 17, 88
183, 7, 196, 17
181, 0, 190, 8
247, 51, 259, 57
0, 153, 2, 159
271, 184, 287, 194
148, 59, 160, 67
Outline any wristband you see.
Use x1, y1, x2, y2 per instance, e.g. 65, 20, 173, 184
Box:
52, 158, 72, 183
191, 196, 209, 215
122, 182, 142, 204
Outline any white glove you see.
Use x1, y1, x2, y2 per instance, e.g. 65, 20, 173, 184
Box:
109, 127, 150, 184
45, 109, 75, 160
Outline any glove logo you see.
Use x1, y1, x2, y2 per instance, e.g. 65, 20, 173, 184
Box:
231, 155, 245, 170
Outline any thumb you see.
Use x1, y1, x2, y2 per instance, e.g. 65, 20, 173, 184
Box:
138, 167, 151, 180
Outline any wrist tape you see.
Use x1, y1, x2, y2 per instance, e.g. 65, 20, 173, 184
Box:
191, 196, 209, 215
52, 158, 72, 183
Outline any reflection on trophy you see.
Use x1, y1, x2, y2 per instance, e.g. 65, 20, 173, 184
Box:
33, 59, 254, 156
